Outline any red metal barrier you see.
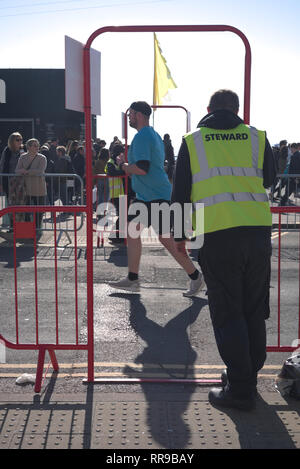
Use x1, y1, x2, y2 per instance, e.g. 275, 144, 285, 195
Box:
0, 205, 91, 393
268, 206, 300, 352
83, 24, 250, 386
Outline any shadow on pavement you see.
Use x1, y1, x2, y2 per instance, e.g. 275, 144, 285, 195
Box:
209, 394, 300, 449
103, 246, 127, 267
0, 245, 35, 268
111, 293, 208, 448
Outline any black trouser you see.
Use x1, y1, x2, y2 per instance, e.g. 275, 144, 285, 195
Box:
274, 176, 287, 198
198, 228, 271, 398
281, 178, 296, 205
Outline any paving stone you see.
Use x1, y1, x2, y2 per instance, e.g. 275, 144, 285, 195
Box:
2, 395, 299, 449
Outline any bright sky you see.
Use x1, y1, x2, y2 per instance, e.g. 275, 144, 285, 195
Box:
0, 0, 300, 153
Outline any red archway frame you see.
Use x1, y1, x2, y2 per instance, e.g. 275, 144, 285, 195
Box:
83, 25, 251, 384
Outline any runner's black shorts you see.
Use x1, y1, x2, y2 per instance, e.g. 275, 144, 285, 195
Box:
127, 198, 171, 236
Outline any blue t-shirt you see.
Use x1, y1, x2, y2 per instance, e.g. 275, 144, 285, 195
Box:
128, 126, 172, 202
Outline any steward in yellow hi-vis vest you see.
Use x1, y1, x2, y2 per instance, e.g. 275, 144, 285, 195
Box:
105, 145, 126, 243
105, 157, 125, 199
184, 123, 272, 235
172, 90, 277, 410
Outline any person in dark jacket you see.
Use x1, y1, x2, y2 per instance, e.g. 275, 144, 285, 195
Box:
281, 143, 300, 205
72, 146, 85, 178
72, 146, 85, 202
277, 140, 289, 174
53, 146, 73, 205
0, 132, 23, 197
172, 89, 277, 411
67, 140, 79, 163
40, 144, 55, 205
48, 137, 59, 165
0, 132, 23, 230
163, 133, 175, 182
273, 140, 288, 198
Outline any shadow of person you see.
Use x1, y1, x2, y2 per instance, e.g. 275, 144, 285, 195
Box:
110, 292, 208, 448
105, 246, 128, 267
0, 244, 34, 268
208, 392, 300, 448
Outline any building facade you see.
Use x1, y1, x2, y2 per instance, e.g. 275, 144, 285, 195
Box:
0, 69, 96, 152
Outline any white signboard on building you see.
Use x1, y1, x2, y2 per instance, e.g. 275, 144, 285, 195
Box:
65, 35, 101, 115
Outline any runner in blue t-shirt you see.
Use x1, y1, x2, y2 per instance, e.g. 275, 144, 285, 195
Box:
109, 101, 204, 297
128, 126, 171, 202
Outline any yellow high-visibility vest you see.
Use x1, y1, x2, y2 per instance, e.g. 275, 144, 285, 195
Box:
105, 158, 124, 199
184, 124, 272, 235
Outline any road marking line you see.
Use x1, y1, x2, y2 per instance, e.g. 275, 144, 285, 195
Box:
0, 362, 283, 370
74, 372, 279, 379
0, 372, 279, 379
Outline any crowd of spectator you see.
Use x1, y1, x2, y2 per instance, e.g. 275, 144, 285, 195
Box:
271, 141, 300, 205
2, 130, 300, 233
0, 132, 176, 236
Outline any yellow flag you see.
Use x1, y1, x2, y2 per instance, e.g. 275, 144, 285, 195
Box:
153, 33, 177, 106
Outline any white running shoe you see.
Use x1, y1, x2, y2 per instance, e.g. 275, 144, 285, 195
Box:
109, 277, 140, 292
183, 273, 205, 297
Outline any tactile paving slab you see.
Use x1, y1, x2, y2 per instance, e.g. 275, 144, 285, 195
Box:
91, 401, 170, 449
168, 401, 241, 448
1, 394, 300, 449
0, 407, 29, 449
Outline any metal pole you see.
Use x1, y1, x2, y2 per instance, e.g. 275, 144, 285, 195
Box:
83, 44, 95, 383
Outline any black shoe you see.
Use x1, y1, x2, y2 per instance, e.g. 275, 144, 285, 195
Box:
208, 387, 255, 411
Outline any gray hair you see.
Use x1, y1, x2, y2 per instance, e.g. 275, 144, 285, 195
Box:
26, 138, 40, 148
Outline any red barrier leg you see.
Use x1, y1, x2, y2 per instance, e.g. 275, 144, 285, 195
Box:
35, 347, 46, 393
49, 349, 59, 372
